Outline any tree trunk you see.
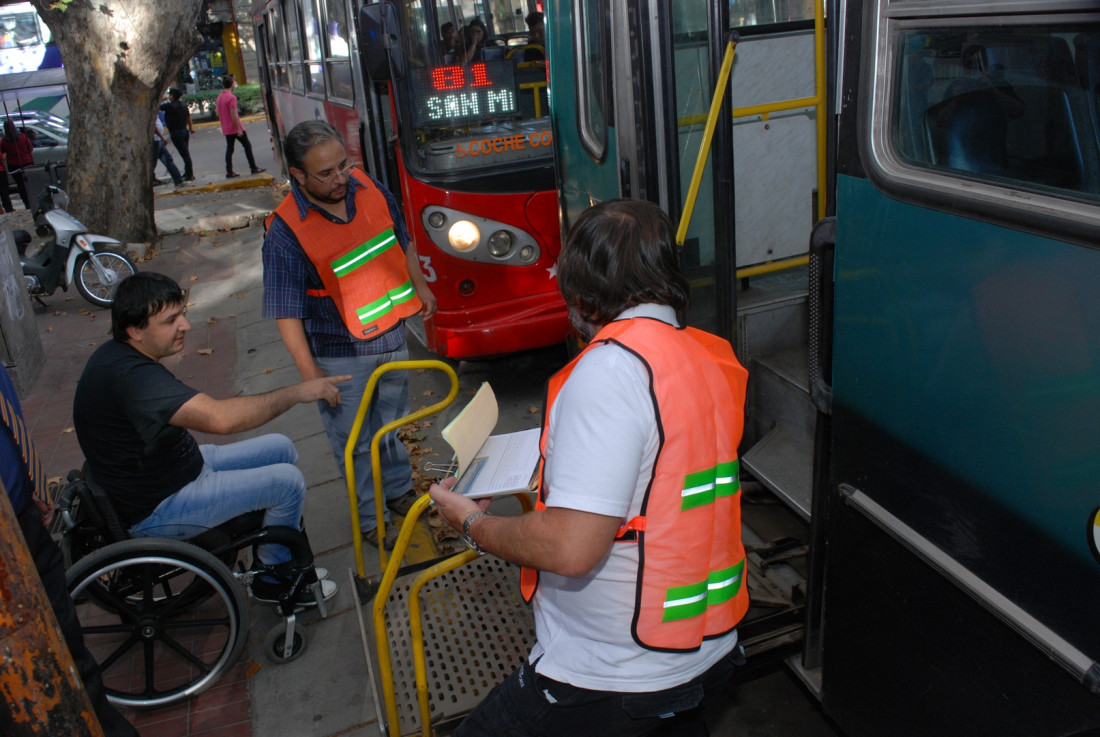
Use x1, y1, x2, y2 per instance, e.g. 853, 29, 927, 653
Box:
29, 0, 203, 243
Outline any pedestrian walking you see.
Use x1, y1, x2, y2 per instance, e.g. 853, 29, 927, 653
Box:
1, 119, 34, 208
161, 88, 195, 181
216, 75, 265, 179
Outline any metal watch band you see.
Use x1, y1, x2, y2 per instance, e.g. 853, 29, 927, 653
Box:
461, 510, 490, 555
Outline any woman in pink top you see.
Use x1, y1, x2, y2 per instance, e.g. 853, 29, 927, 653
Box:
216, 75, 264, 178
1, 119, 34, 208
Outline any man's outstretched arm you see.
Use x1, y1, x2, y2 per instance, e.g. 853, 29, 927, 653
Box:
169, 375, 350, 435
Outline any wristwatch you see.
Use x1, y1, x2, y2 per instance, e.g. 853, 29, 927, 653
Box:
461, 510, 490, 555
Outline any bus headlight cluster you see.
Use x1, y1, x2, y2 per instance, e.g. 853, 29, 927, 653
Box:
422, 206, 541, 266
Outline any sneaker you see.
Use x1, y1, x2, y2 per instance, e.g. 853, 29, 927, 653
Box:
363, 525, 399, 551
386, 490, 419, 517
251, 167, 266, 174
226, 171, 240, 179
314, 566, 329, 581
152, 178, 167, 186
252, 576, 338, 606
174, 180, 186, 188
184, 174, 195, 181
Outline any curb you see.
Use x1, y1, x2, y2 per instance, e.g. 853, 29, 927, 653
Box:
154, 172, 277, 199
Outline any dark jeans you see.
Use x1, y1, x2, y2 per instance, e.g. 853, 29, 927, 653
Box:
0, 168, 13, 212
169, 128, 193, 179
17, 504, 141, 737
455, 648, 742, 737
224, 130, 258, 174
153, 139, 183, 185
6, 166, 29, 209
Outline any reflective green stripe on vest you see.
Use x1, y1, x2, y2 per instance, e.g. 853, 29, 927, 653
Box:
662, 559, 746, 622
680, 460, 740, 511
332, 229, 397, 277
355, 280, 417, 325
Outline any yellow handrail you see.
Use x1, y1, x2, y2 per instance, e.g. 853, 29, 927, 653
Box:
676, 32, 738, 248
345, 359, 459, 577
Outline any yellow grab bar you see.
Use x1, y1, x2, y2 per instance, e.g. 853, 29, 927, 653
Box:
345, 359, 459, 577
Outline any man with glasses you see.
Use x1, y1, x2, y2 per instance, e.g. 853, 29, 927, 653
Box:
262, 120, 437, 551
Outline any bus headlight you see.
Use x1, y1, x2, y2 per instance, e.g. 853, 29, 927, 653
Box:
449, 220, 480, 251
487, 230, 514, 257
427, 210, 447, 229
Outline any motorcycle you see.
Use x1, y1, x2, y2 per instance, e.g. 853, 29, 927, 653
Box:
15, 168, 137, 308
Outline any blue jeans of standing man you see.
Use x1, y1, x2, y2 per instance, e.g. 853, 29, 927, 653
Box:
317, 347, 413, 532
153, 139, 183, 185
128, 434, 307, 566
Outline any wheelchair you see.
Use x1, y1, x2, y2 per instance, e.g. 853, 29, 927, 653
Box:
55, 466, 329, 710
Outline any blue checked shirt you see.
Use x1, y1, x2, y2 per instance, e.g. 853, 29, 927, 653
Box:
262, 172, 413, 357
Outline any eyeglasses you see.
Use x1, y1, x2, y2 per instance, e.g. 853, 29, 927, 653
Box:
309, 162, 356, 185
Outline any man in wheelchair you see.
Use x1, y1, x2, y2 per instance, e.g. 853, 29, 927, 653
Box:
72, 272, 344, 606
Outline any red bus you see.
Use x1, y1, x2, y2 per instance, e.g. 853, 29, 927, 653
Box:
250, 0, 567, 358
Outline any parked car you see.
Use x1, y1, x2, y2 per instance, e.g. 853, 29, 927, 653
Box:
1, 114, 69, 165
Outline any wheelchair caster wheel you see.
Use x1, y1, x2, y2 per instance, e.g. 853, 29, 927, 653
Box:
266, 622, 307, 664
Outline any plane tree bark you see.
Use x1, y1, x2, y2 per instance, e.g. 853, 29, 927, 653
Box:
29, 0, 203, 243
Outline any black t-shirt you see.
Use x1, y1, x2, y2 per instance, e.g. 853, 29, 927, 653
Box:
73, 340, 203, 526
161, 100, 189, 132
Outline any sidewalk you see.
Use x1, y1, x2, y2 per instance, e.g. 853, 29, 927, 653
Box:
14, 179, 401, 737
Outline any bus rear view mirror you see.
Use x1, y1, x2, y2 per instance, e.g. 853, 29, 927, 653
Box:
359, 1, 405, 81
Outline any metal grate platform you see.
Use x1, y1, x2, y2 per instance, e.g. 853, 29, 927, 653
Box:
358, 555, 535, 736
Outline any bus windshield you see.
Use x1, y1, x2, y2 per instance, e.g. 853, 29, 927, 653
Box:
393, 0, 551, 177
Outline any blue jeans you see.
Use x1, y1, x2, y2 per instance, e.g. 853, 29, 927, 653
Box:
153, 139, 183, 185
317, 348, 413, 530
128, 434, 306, 566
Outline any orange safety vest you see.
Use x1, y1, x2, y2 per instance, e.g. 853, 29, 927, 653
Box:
267, 171, 421, 340
521, 317, 750, 652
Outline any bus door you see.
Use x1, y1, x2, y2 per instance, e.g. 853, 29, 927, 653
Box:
820, 0, 1100, 733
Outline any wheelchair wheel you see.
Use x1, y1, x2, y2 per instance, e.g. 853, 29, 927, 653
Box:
66, 538, 250, 709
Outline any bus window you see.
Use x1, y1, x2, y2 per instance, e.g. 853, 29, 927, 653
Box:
324, 0, 353, 101
392, 1, 554, 177
730, 0, 816, 27
300, 0, 326, 97
285, 0, 304, 91
269, 3, 289, 89
892, 26, 1100, 202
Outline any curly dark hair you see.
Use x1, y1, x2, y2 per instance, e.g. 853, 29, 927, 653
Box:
558, 199, 689, 327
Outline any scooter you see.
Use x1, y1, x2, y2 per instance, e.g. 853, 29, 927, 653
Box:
15, 168, 137, 309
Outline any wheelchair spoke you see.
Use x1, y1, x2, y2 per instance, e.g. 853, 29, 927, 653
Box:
158, 631, 215, 673
96, 632, 141, 672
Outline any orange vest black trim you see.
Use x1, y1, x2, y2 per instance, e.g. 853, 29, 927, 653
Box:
521, 317, 750, 652
267, 171, 421, 340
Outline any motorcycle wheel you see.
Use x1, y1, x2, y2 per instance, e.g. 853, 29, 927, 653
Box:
74, 252, 137, 308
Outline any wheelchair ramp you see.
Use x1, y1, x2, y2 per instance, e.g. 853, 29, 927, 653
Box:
355, 555, 535, 736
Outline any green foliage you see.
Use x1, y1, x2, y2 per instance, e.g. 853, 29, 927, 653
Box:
182, 84, 264, 118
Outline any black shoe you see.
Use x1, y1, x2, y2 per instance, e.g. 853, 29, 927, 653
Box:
251, 575, 338, 606
152, 178, 167, 186
251, 167, 266, 174
363, 525, 399, 551
386, 490, 419, 517
184, 174, 195, 181
226, 171, 240, 179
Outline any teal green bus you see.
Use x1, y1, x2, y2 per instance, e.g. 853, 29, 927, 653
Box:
546, 0, 1100, 734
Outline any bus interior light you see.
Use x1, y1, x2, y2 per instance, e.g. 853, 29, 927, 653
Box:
428, 210, 447, 229
449, 220, 480, 251
488, 230, 514, 257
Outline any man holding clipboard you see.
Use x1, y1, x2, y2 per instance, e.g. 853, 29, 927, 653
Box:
430, 199, 750, 736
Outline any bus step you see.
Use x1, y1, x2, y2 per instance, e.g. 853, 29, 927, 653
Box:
742, 423, 814, 522
785, 653, 823, 700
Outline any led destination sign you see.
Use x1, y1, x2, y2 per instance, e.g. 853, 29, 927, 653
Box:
411, 61, 517, 126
